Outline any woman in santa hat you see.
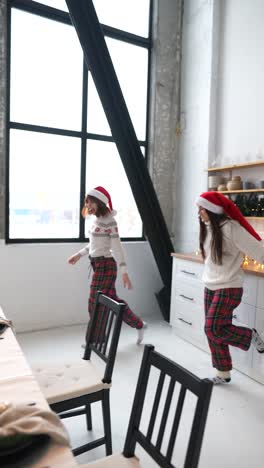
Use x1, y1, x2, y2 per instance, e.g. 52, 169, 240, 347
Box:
197, 191, 264, 384
68, 186, 147, 345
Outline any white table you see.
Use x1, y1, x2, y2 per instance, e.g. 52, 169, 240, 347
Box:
0, 308, 77, 467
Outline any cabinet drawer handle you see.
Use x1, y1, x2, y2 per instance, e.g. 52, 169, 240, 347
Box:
178, 317, 192, 326
179, 294, 194, 302
180, 269, 196, 276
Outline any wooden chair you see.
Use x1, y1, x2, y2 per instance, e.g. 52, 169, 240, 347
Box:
34, 291, 125, 457
79, 344, 213, 468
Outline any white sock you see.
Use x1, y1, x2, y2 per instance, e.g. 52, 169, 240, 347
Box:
216, 370, 231, 379
136, 321, 147, 345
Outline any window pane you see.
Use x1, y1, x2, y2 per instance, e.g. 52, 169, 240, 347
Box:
107, 38, 148, 141
85, 140, 142, 238
88, 40, 148, 139
93, 0, 150, 37
87, 73, 112, 136
9, 130, 81, 239
10, 9, 83, 130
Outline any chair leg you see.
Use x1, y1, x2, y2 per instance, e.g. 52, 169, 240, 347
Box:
85, 403, 92, 430
102, 390, 112, 456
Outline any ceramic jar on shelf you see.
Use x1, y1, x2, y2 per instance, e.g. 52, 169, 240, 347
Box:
217, 184, 227, 191
208, 175, 224, 191
226, 176, 242, 191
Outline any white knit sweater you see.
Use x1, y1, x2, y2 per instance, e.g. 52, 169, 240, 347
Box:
203, 220, 264, 290
77, 212, 127, 274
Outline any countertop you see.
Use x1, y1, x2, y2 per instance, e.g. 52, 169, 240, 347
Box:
171, 252, 264, 277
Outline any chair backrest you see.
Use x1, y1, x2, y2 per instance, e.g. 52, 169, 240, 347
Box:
83, 291, 125, 383
123, 344, 213, 468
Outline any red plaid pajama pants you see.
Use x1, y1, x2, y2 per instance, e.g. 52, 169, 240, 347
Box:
87, 257, 143, 340
204, 287, 252, 371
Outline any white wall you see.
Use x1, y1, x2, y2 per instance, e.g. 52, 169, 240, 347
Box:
0, 241, 163, 332
216, 0, 264, 164
174, 0, 264, 252
174, 0, 217, 252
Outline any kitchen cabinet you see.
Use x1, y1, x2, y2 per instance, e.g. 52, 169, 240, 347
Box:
170, 253, 264, 384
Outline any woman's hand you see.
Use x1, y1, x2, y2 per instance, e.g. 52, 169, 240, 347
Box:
68, 253, 81, 265
122, 273, 133, 289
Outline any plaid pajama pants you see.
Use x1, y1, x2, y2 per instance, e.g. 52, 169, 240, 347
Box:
204, 287, 252, 371
87, 256, 143, 341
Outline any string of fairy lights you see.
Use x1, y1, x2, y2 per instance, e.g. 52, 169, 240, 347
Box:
195, 251, 264, 270
243, 256, 264, 270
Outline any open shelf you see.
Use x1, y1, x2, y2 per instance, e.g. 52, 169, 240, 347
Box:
207, 161, 264, 223
219, 189, 264, 194
207, 160, 264, 172
245, 217, 264, 220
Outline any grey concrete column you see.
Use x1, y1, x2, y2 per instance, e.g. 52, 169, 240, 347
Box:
148, 0, 183, 237
0, 0, 6, 239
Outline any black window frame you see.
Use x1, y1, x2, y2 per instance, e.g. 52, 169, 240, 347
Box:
5, 0, 153, 244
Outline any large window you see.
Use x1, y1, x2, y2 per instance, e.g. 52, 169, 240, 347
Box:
7, 0, 152, 242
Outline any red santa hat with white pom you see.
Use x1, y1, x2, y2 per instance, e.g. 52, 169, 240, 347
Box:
88, 186, 113, 211
196, 191, 262, 241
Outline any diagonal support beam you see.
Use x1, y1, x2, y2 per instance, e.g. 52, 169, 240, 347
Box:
65, 0, 173, 320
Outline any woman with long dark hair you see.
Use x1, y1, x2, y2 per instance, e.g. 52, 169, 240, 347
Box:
197, 191, 264, 384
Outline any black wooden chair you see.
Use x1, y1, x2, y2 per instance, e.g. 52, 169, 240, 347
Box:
79, 344, 213, 468
34, 291, 125, 457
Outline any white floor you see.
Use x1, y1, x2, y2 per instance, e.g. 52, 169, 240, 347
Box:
17, 320, 264, 468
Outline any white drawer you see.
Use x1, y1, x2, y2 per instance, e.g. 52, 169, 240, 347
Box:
171, 299, 204, 330
252, 307, 264, 379
242, 274, 258, 307
171, 299, 204, 347
231, 303, 255, 373
173, 258, 203, 283
231, 346, 253, 373
256, 276, 264, 310
232, 301, 255, 328
174, 281, 204, 307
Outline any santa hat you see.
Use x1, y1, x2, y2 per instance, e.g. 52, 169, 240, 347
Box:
87, 186, 113, 211
196, 191, 262, 241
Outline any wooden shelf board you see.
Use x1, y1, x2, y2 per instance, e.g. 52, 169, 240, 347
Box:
219, 189, 264, 194
245, 217, 264, 220
207, 160, 264, 172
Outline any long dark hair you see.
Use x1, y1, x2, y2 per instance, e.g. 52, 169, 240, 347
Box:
82, 195, 110, 218
199, 210, 229, 264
